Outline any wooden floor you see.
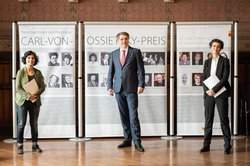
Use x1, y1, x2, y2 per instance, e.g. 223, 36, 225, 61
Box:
0, 136, 250, 166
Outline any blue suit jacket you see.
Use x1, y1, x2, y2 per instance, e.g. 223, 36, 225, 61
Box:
202, 56, 231, 98
108, 46, 145, 93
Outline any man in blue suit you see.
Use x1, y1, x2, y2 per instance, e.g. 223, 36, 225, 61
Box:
108, 32, 145, 152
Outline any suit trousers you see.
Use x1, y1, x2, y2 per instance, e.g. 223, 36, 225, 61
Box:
203, 94, 231, 149
115, 90, 141, 144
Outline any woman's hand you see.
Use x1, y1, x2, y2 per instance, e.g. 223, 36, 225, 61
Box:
29, 94, 37, 101
206, 89, 215, 96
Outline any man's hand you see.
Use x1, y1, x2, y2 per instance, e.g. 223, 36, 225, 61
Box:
137, 87, 144, 94
108, 89, 114, 96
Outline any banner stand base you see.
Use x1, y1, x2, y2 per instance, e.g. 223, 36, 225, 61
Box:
3, 138, 17, 144
3, 138, 27, 144
69, 137, 92, 142
231, 135, 247, 140
161, 136, 183, 140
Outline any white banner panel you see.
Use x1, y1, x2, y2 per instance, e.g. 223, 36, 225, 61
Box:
85, 22, 168, 137
18, 22, 76, 138
176, 23, 232, 135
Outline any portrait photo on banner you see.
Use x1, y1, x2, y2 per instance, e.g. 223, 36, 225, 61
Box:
179, 52, 191, 65
88, 52, 99, 65
61, 52, 73, 66
87, 73, 99, 87
154, 73, 165, 87
48, 52, 60, 66
100, 52, 111, 66
142, 52, 165, 65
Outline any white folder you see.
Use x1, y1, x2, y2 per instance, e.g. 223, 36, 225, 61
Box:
203, 75, 226, 98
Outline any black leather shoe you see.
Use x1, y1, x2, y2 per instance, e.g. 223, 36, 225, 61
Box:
224, 145, 232, 154
135, 144, 145, 152
200, 146, 210, 152
32, 144, 42, 153
18, 145, 23, 154
117, 140, 132, 148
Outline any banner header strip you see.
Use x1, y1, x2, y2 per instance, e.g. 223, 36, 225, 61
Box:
18, 22, 77, 25
176, 21, 233, 25
84, 21, 169, 25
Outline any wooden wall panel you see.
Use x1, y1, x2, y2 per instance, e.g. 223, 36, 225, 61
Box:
0, 62, 12, 135
0, 0, 249, 51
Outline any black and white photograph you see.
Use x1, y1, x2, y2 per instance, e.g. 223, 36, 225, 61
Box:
87, 73, 99, 87
88, 52, 98, 65
100, 52, 111, 66
62, 74, 73, 88
100, 73, 108, 87
145, 73, 152, 86
47, 74, 60, 88
142, 52, 165, 65
62, 52, 73, 66
48, 52, 60, 66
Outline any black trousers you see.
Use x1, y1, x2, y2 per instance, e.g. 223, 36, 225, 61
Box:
203, 94, 231, 149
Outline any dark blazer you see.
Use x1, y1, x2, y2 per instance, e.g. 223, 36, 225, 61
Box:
108, 46, 145, 93
202, 56, 231, 97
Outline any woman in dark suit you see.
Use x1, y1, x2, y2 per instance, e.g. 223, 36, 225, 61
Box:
16, 51, 45, 154
200, 39, 232, 154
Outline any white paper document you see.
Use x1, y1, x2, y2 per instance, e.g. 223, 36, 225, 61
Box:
203, 75, 226, 98
23, 79, 39, 102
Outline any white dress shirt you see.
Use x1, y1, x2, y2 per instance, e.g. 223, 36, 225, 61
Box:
210, 56, 219, 75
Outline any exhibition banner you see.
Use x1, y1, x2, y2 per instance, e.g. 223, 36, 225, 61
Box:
18, 22, 76, 138
176, 23, 232, 135
85, 22, 168, 137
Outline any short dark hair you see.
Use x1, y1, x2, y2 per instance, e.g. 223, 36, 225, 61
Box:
116, 32, 130, 39
62, 52, 72, 61
180, 52, 190, 58
194, 73, 201, 78
22, 50, 39, 66
209, 39, 224, 49
49, 52, 58, 59
89, 53, 97, 61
